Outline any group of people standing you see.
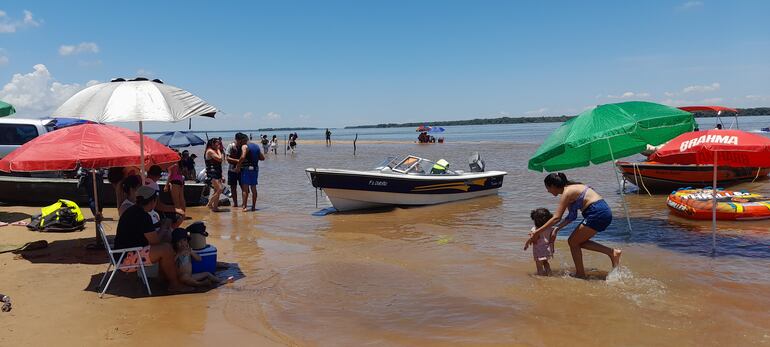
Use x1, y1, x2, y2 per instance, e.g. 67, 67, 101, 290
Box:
204, 133, 265, 212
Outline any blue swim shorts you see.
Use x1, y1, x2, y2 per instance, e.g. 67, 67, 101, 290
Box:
240, 168, 258, 186
581, 199, 612, 232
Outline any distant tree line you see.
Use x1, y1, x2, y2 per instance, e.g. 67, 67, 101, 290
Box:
694, 107, 770, 117
345, 116, 574, 129
345, 107, 769, 129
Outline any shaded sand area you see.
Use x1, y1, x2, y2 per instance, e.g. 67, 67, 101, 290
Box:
2, 142, 770, 346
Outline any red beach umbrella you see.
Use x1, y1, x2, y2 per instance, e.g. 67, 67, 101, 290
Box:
0, 124, 179, 250
649, 129, 770, 167
649, 129, 770, 247
0, 124, 179, 172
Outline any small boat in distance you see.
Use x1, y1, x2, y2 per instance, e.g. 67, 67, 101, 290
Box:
306, 154, 506, 212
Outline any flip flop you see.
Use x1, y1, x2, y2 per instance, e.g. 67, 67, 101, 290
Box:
10, 221, 28, 227
0, 222, 8, 227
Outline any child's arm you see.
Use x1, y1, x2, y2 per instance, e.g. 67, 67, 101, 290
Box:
529, 193, 573, 243
190, 252, 201, 262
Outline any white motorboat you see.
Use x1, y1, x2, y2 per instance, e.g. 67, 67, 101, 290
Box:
306, 154, 506, 212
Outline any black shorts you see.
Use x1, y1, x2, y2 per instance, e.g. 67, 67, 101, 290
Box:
227, 170, 240, 186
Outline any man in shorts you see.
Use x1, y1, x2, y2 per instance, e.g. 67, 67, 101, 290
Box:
236, 134, 265, 211
113, 186, 191, 292
225, 133, 248, 207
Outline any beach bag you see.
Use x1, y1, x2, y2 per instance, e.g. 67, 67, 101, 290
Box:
27, 199, 86, 232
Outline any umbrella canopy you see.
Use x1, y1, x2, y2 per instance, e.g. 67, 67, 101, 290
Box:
649, 129, 770, 167
51, 78, 216, 176
429, 126, 445, 133
52, 118, 95, 129
0, 124, 179, 172
156, 131, 205, 148
678, 106, 738, 113
416, 125, 431, 132
0, 100, 15, 117
52, 78, 217, 123
528, 101, 695, 172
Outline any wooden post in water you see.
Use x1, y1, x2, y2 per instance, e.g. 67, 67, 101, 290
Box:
353, 133, 358, 156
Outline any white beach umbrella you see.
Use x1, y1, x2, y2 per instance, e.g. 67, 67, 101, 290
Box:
52, 78, 217, 175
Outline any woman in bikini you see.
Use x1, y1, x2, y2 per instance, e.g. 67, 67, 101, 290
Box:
204, 138, 225, 212
529, 172, 622, 278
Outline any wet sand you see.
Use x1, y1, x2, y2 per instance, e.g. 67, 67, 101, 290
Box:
2, 141, 770, 346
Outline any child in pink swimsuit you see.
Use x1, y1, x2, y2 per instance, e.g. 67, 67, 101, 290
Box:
524, 208, 557, 275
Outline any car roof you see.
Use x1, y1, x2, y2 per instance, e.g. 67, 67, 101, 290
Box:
0, 117, 55, 126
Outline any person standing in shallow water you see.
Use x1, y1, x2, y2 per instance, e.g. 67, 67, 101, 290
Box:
529, 173, 622, 278
325, 128, 331, 146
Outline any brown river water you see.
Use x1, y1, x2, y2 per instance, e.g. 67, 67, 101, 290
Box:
170, 140, 770, 346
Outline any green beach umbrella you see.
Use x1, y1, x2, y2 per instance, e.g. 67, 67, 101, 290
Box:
0, 101, 15, 117
528, 101, 696, 231
528, 101, 695, 172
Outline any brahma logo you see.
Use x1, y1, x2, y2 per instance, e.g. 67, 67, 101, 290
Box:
679, 135, 739, 152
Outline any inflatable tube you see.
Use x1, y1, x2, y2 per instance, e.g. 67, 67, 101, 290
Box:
667, 188, 770, 220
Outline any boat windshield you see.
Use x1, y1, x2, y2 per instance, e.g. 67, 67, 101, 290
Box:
390, 156, 456, 175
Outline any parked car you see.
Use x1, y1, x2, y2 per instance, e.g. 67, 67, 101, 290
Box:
0, 118, 56, 160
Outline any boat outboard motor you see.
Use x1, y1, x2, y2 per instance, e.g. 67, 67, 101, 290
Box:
469, 152, 485, 172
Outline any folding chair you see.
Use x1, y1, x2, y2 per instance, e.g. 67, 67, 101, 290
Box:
96, 224, 152, 298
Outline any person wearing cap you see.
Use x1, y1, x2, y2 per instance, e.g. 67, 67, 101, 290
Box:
114, 186, 192, 293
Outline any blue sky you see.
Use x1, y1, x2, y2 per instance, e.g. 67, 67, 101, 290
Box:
1, 1, 769, 131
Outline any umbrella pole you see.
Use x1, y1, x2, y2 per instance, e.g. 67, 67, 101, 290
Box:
139, 121, 146, 179
91, 169, 103, 247
606, 139, 633, 233
712, 152, 718, 254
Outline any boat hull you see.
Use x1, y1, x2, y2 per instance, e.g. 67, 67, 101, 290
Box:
307, 169, 506, 211
617, 161, 770, 193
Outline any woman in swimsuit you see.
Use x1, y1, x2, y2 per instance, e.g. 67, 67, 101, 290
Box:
529, 172, 622, 278
204, 138, 225, 212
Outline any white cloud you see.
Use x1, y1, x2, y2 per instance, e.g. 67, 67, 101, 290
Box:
606, 91, 651, 99
745, 95, 769, 101
525, 107, 549, 115
59, 42, 100, 56
298, 114, 310, 120
677, 1, 704, 11
22, 10, 39, 26
0, 49, 7, 66
0, 9, 40, 33
264, 112, 281, 120
0, 64, 96, 116
243, 112, 253, 119
682, 82, 719, 93
664, 91, 676, 97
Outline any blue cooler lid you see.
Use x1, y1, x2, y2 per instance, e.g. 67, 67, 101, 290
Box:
193, 244, 217, 256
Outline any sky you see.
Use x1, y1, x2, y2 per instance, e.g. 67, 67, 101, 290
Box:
0, 1, 769, 131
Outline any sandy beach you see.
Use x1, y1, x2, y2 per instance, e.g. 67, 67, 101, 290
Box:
2, 141, 770, 346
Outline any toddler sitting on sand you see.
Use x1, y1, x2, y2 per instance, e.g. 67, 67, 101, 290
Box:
171, 229, 222, 287
524, 208, 558, 276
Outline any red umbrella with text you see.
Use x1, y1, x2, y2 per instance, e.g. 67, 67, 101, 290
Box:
649, 129, 770, 249
0, 124, 180, 247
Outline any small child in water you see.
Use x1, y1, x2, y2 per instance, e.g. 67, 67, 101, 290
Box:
171, 229, 222, 287
524, 208, 557, 276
